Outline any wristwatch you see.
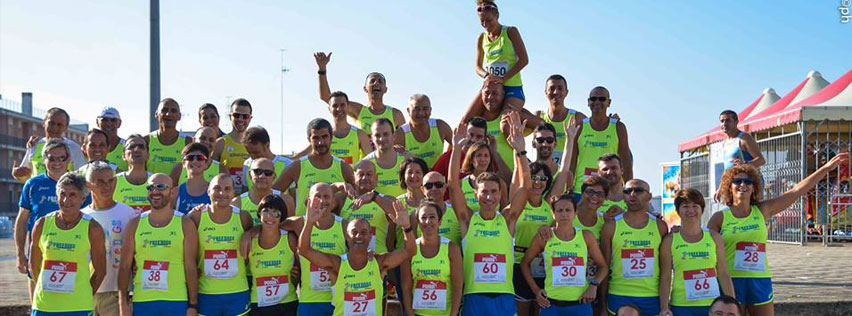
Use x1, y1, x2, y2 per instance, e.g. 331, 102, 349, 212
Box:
589, 278, 600, 286
404, 225, 414, 233
516, 150, 527, 156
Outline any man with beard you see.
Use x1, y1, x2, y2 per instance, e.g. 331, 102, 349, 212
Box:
241, 126, 293, 193
274, 118, 355, 216
118, 173, 199, 316
395, 94, 453, 168
314, 52, 406, 135
299, 184, 416, 316
534, 74, 586, 165
598, 153, 628, 218
362, 118, 408, 197
114, 135, 153, 214
531, 122, 558, 174
295, 91, 372, 165
233, 158, 295, 225
170, 126, 226, 186
97, 107, 128, 171
13, 107, 86, 182
569, 86, 632, 194
145, 98, 193, 175
214, 98, 253, 192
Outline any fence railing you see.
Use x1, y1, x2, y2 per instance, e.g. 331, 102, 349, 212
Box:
757, 131, 804, 244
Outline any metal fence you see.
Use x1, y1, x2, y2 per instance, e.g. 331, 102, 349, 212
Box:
756, 131, 804, 244
680, 151, 713, 224
805, 120, 852, 245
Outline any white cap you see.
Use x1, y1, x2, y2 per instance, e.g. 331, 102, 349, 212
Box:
99, 107, 120, 119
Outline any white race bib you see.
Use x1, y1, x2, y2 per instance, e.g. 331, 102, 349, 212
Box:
255, 275, 289, 307
621, 248, 655, 279
486, 61, 509, 77
344, 290, 377, 316
683, 268, 720, 300
473, 253, 507, 283
310, 264, 332, 291
412, 280, 447, 310
203, 249, 238, 279
551, 256, 586, 286
41, 260, 77, 293
141, 260, 169, 290
733, 242, 766, 272
530, 255, 546, 278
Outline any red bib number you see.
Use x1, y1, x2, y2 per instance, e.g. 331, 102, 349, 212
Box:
734, 242, 766, 272
310, 264, 332, 291
141, 260, 169, 290
255, 275, 289, 307
551, 256, 586, 286
621, 248, 655, 279
344, 290, 377, 316
412, 280, 447, 310
41, 260, 77, 293
684, 268, 720, 300
473, 253, 507, 283
203, 249, 238, 279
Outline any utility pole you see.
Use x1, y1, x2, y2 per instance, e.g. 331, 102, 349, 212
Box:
280, 49, 290, 153
149, 0, 161, 131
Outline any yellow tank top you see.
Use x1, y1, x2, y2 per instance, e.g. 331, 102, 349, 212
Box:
299, 216, 347, 303
462, 212, 514, 294
480, 26, 522, 87
106, 139, 128, 171
368, 153, 406, 198
114, 172, 151, 214
671, 230, 720, 307
354, 105, 396, 135
514, 200, 554, 264
147, 133, 185, 175
485, 115, 514, 172
544, 228, 589, 301
248, 230, 297, 305
461, 175, 481, 212
197, 206, 248, 294
295, 156, 345, 216
572, 118, 619, 192
330, 126, 363, 165
720, 206, 770, 278
410, 238, 453, 315
609, 213, 661, 297
32, 212, 94, 312
573, 211, 605, 241
340, 199, 391, 254
401, 119, 444, 168
332, 256, 384, 316
220, 134, 249, 190
539, 109, 578, 165
133, 211, 187, 302
240, 190, 282, 225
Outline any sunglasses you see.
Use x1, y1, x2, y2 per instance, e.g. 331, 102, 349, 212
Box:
231, 112, 251, 120
259, 208, 282, 218
476, 4, 497, 12
588, 96, 608, 102
623, 187, 647, 195
98, 117, 119, 123
252, 168, 275, 177
184, 154, 207, 162
531, 175, 549, 182
535, 137, 556, 144
146, 183, 170, 192
424, 182, 445, 190
583, 189, 606, 198
46, 155, 69, 163
732, 178, 755, 186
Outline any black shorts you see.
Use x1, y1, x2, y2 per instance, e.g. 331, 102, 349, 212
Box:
513, 263, 545, 301
250, 300, 298, 316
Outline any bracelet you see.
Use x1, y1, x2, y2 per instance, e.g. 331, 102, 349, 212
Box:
404, 225, 414, 233
318, 70, 327, 75
515, 150, 527, 156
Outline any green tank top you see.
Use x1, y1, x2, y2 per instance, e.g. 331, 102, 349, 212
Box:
30, 139, 74, 178
354, 105, 396, 135
146, 133, 185, 175
245, 155, 290, 192
410, 238, 453, 315
720, 206, 770, 278
462, 212, 514, 294
33, 212, 94, 312
299, 216, 347, 303
197, 206, 247, 294
539, 109, 577, 165
572, 118, 619, 192
481, 26, 522, 87
609, 213, 661, 297
369, 153, 406, 198
178, 160, 221, 185
514, 200, 554, 264
114, 172, 151, 213
671, 230, 720, 307
598, 199, 627, 215
332, 256, 384, 316
331, 126, 363, 165
461, 175, 480, 212
401, 119, 444, 168
295, 156, 345, 216
220, 134, 250, 190
573, 210, 605, 241
544, 228, 589, 301
485, 115, 515, 172
240, 190, 282, 225
340, 199, 391, 253
439, 202, 462, 246
106, 139, 128, 171
133, 211, 187, 302
248, 230, 297, 305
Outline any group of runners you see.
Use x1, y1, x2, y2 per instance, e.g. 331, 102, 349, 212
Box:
11, 1, 850, 316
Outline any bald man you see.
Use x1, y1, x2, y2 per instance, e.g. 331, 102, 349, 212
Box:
118, 173, 199, 316
146, 98, 193, 175
232, 158, 295, 225
600, 179, 668, 316
420, 171, 462, 245
336, 161, 399, 255
569, 86, 632, 195
169, 127, 227, 186
299, 182, 416, 316
394, 94, 453, 168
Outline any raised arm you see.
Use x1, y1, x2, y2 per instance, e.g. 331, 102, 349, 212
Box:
315, 51, 362, 118
548, 117, 580, 200
298, 197, 342, 274
760, 152, 849, 218
377, 200, 416, 272
448, 123, 472, 226
504, 111, 531, 227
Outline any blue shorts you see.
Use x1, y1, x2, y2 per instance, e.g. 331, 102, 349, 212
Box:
133, 300, 187, 316
198, 291, 250, 316
461, 293, 517, 316
297, 302, 334, 316
732, 277, 773, 306
32, 311, 91, 316
503, 85, 525, 102
670, 305, 710, 316
539, 302, 592, 316
606, 294, 660, 316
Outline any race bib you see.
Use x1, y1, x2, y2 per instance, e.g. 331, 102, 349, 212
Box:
551, 256, 586, 286
344, 290, 377, 316
310, 264, 332, 291
552, 153, 563, 166
229, 167, 245, 187
683, 268, 720, 301
255, 275, 289, 307
486, 61, 509, 77
583, 168, 598, 180
621, 248, 655, 279
412, 280, 447, 310
734, 242, 766, 272
203, 249, 238, 279
41, 260, 77, 293
530, 255, 546, 278
473, 253, 507, 283
141, 260, 169, 290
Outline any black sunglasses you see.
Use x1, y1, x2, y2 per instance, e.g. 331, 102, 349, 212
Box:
424, 182, 445, 190
623, 187, 647, 195
588, 96, 608, 102
535, 137, 555, 144
146, 183, 170, 192
252, 168, 275, 177
732, 178, 755, 186
231, 112, 251, 120
184, 154, 207, 162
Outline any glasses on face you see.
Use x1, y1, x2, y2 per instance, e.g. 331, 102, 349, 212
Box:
252, 168, 275, 177
535, 137, 555, 144
231, 112, 251, 120
588, 96, 608, 102
424, 182, 445, 190
476, 4, 496, 12
583, 189, 606, 198
732, 178, 755, 186
184, 154, 207, 162
46, 155, 69, 163
531, 175, 549, 182
146, 183, 170, 192
623, 187, 647, 195
259, 208, 282, 218
98, 117, 119, 123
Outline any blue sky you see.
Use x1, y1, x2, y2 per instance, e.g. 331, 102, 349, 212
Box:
2, 1, 850, 192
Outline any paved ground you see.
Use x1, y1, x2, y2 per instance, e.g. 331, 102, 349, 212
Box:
0, 239, 849, 315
